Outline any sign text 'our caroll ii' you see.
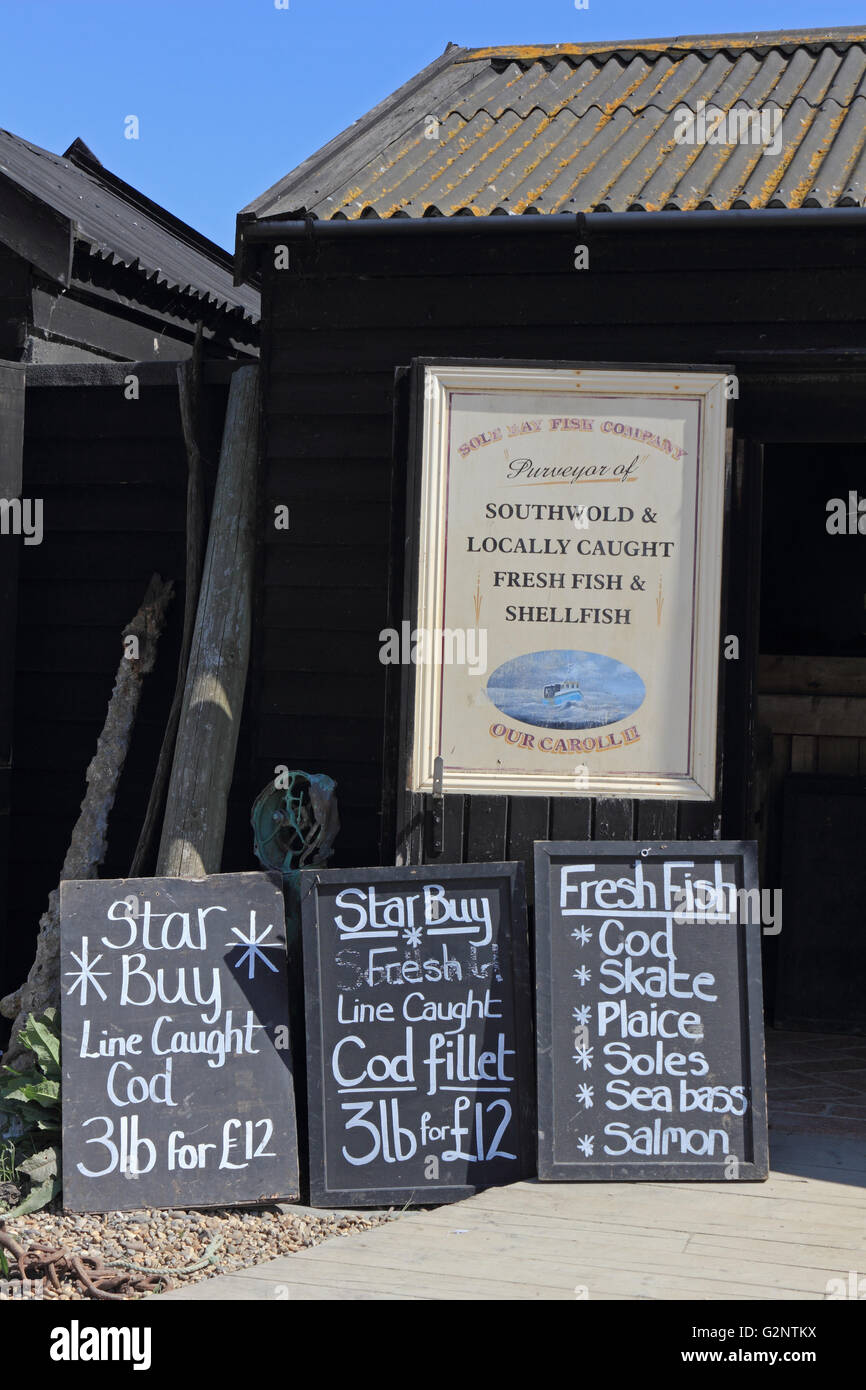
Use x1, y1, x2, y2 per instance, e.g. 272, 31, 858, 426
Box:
300, 863, 534, 1206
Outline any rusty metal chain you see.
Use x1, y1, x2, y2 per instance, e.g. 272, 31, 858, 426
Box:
0, 1224, 170, 1299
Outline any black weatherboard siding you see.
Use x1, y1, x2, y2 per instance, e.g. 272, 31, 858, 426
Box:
242, 28, 866, 887
252, 218, 866, 873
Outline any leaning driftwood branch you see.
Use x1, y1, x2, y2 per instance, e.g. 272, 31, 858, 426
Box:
130, 328, 207, 875
0, 574, 174, 1066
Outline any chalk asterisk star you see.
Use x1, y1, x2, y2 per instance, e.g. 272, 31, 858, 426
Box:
572, 1044, 594, 1070
576, 1134, 595, 1157
570, 925, 593, 945
65, 937, 111, 1005
575, 1083, 594, 1109
572, 1004, 592, 1025
228, 912, 281, 980
402, 926, 423, 948
573, 965, 591, 984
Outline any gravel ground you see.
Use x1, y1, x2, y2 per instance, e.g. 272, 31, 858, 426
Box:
0, 1203, 394, 1300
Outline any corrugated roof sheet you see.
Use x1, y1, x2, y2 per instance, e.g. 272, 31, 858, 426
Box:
0, 129, 259, 321
243, 26, 866, 221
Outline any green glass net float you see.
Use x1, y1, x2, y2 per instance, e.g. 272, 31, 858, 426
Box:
250, 771, 340, 946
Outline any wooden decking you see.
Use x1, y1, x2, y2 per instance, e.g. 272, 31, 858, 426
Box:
156, 1131, 866, 1301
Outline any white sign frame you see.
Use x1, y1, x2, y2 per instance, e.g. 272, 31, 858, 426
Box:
408, 362, 730, 802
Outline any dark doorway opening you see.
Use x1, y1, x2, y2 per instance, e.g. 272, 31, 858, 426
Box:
757, 442, 866, 1050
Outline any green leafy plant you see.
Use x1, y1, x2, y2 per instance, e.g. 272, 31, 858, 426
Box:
0, 1009, 62, 1216
0, 1138, 17, 1182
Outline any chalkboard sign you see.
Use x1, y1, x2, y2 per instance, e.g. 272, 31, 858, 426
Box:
300, 862, 534, 1206
534, 841, 768, 1182
60, 872, 299, 1211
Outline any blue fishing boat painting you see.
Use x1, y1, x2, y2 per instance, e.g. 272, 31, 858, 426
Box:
486, 650, 645, 730
543, 679, 584, 709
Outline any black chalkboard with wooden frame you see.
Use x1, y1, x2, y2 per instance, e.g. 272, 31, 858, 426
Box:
300, 861, 534, 1207
534, 840, 768, 1182
60, 872, 299, 1212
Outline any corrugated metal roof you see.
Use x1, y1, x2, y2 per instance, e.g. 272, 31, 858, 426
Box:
0, 129, 259, 322
243, 26, 866, 221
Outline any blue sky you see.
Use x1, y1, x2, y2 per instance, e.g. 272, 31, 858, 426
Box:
1, 0, 861, 249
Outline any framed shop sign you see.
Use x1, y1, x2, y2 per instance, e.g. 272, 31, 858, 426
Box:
404, 361, 731, 801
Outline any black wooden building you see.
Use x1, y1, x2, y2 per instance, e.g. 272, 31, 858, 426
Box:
236, 26, 866, 1032
0, 128, 259, 361
0, 133, 260, 1022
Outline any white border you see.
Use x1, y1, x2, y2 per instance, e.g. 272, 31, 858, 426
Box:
410, 364, 729, 801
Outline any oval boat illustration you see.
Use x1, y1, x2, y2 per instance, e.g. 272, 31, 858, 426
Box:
486, 650, 645, 730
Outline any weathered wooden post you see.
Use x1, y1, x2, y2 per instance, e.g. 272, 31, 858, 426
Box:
157, 364, 259, 876
130, 329, 207, 875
